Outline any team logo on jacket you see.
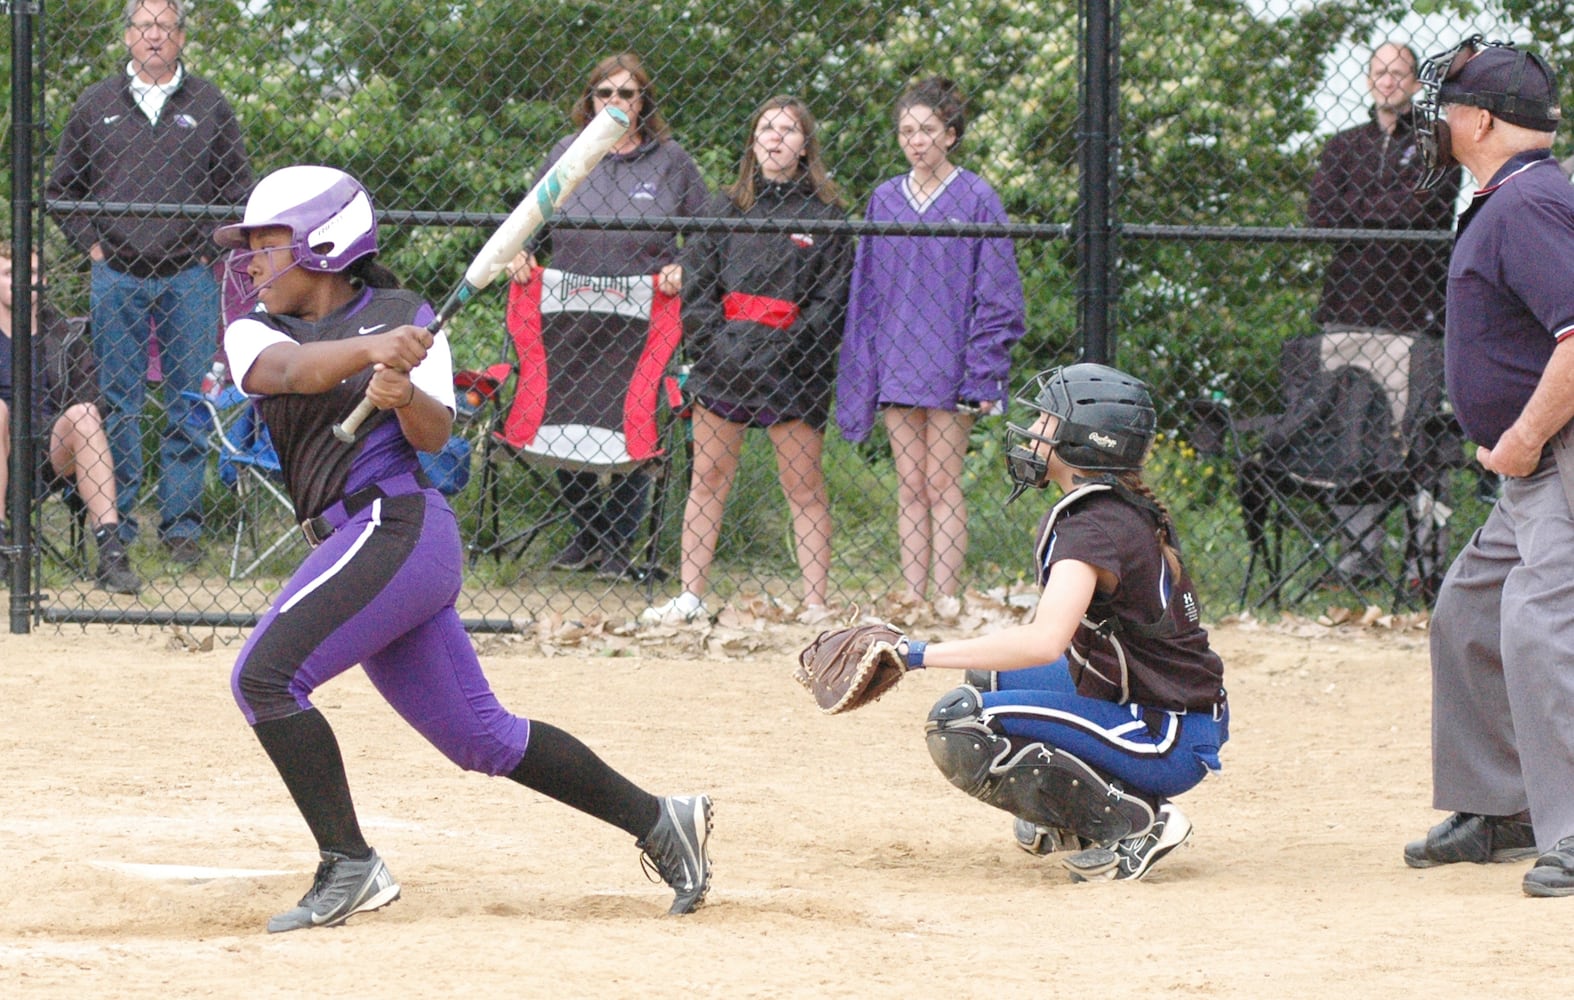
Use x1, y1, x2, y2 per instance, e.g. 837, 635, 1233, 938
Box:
174, 114, 198, 129
791, 233, 815, 248
630, 181, 658, 201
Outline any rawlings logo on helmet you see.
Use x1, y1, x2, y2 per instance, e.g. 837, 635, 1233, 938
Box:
1088, 431, 1118, 450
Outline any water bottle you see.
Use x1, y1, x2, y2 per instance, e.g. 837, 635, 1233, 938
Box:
201, 360, 227, 399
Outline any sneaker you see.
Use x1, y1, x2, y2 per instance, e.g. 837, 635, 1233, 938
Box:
1064, 802, 1192, 882
164, 536, 203, 567
266, 848, 401, 933
1014, 817, 1084, 856
1403, 811, 1537, 868
548, 538, 598, 572
94, 528, 142, 595
639, 591, 709, 626
637, 794, 713, 915
1522, 836, 1574, 898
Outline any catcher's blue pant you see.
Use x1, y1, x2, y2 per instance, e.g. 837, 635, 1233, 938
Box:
231, 489, 530, 776
982, 660, 1228, 798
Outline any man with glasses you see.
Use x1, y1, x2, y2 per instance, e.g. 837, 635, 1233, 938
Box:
1402, 37, 1574, 898
1304, 41, 1460, 585
47, 0, 252, 566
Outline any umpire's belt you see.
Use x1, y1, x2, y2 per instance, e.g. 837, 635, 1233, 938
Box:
301, 471, 429, 547
723, 292, 800, 329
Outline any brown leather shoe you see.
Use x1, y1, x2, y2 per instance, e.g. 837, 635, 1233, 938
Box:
1403, 811, 1536, 868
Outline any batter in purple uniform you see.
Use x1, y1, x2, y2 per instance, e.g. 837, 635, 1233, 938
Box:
1403, 38, 1574, 897
910, 365, 1227, 882
837, 77, 1025, 605
216, 166, 713, 932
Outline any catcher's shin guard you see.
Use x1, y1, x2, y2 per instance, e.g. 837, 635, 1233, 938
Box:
924, 686, 1155, 846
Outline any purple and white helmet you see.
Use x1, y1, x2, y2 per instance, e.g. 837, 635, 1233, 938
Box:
214, 165, 378, 273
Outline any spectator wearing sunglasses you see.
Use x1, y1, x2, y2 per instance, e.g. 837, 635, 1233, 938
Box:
506, 52, 709, 581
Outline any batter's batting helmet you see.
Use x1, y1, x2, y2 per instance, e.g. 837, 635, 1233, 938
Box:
214, 165, 379, 273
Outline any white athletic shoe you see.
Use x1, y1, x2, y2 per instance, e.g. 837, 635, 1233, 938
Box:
267, 848, 401, 932
639, 591, 709, 626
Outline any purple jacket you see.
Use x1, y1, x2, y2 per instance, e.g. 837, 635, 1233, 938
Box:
836, 168, 1025, 441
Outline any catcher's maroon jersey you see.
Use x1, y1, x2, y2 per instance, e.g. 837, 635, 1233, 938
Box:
1037, 484, 1225, 712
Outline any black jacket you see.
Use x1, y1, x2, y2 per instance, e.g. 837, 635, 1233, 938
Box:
47, 68, 253, 277
0, 308, 99, 428
1306, 107, 1459, 335
681, 177, 852, 423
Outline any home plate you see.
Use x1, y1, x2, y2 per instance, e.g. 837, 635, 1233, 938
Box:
91, 861, 294, 882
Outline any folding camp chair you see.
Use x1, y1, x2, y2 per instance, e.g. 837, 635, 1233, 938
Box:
25, 317, 95, 582
460, 267, 686, 586
1193, 329, 1464, 610
181, 383, 301, 578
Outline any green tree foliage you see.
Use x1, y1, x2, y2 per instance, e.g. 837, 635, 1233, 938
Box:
12, 0, 1571, 397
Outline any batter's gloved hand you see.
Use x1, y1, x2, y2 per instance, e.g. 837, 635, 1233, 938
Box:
794, 623, 910, 714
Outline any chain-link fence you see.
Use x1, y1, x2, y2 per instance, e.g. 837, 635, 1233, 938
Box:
6, 1, 1571, 632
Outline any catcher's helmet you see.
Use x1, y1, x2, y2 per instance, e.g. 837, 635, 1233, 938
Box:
214, 165, 378, 273
1004, 363, 1156, 502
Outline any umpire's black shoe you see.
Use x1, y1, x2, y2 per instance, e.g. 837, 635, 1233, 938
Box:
1522, 836, 1574, 897
1403, 811, 1537, 868
638, 794, 713, 915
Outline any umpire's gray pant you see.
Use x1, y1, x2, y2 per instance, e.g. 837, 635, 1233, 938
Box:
1430, 456, 1574, 853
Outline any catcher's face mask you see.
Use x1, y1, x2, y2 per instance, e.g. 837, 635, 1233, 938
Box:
1004, 415, 1060, 505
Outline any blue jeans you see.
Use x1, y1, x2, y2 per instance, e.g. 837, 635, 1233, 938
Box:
91, 260, 217, 541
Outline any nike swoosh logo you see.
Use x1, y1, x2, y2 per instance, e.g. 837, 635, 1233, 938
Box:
103, 115, 123, 125
357, 324, 386, 335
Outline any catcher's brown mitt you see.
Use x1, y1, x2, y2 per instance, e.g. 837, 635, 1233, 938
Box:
794, 623, 908, 714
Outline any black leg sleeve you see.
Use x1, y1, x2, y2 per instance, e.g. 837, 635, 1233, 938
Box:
252, 708, 370, 858
507, 720, 661, 839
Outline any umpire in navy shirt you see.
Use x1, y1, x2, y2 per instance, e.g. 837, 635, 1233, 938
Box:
1400, 38, 1574, 898
47, 0, 253, 564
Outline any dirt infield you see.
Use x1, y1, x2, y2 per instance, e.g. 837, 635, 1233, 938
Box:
0, 618, 1560, 998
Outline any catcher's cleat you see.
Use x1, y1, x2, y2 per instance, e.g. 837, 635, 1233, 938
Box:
267, 848, 401, 933
1065, 802, 1192, 882
1403, 811, 1537, 868
1014, 817, 1085, 856
1523, 836, 1574, 898
638, 794, 713, 915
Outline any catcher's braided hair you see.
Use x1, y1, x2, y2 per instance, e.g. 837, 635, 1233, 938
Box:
1114, 470, 1183, 579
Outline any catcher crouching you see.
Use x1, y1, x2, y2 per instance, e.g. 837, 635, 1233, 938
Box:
796, 364, 1228, 881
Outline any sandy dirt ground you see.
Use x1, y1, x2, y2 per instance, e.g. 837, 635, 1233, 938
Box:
0, 617, 1561, 998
